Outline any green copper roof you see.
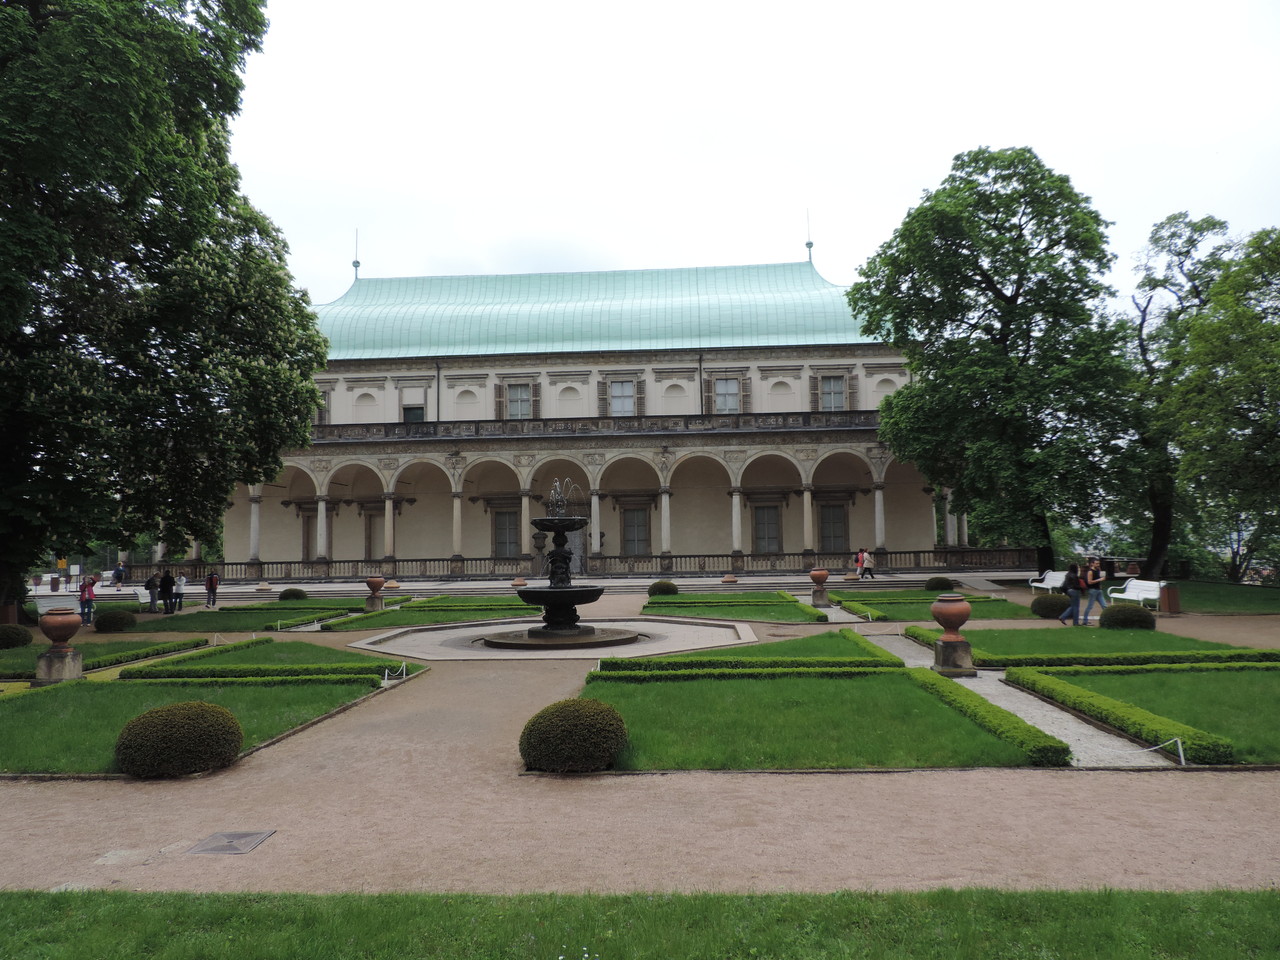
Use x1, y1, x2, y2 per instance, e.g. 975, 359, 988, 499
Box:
315, 261, 866, 360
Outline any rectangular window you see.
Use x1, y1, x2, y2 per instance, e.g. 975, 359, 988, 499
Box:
819, 504, 847, 552
819, 375, 845, 412
402, 405, 425, 423
494, 510, 521, 558
507, 383, 532, 419
621, 508, 650, 556
714, 378, 740, 414
753, 505, 781, 554
609, 380, 635, 417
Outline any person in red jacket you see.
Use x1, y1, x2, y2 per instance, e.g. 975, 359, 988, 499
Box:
204, 571, 220, 607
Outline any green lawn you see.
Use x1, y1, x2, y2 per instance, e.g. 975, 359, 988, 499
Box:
584, 673, 1029, 769
958, 627, 1230, 656
643, 592, 826, 622
172, 639, 411, 668
3, 889, 1278, 960
0, 639, 160, 675
321, 598, 539, 630
1064, 668, 1280, 763
1173, 580, 1280, 614
659, 630, 889, 660
131, 608, 348, 632
0, 679, 378, 774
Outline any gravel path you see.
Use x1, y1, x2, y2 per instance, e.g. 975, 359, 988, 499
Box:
2, 584, 1277, 894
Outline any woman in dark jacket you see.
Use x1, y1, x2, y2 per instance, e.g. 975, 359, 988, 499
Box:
1057, 562, 1084, 626
159, 570, 176, 615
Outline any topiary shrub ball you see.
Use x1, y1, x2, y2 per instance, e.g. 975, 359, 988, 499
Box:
924, 576, 955, 591
1030, 594, 1072, 619
279, 587, 309, 601
1099, 603, 1157, 630
115, 700, 244, 779
0, 624, 33, 649
647, 579, 679, 597
93, 609, 137, 633
519, 698, 628, 773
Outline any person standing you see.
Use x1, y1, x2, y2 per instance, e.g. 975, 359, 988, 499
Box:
159, 569, 176, 614
112, 562, 126, 591
204, 571, 220, 607
173, 573, 187, 611
1082, 557, 1107, 626
78, 576, 96, 625
144, 573, 160, 612
863, 550, 876, 579
854, 548, 867, 579
1058, 562, 1084, 626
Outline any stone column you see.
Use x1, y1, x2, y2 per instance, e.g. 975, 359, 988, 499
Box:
590, 489, 602, 554
315, 496, 330, 559
873, 482, 886, 550
248, 494, 262, 561
958, 513, 970, 548
730, 488, 743, 554
382, 493, 395, 559
520, 488, 533, 557
944, 490, 958, 546
659, 486, 672, 555
451, 492, 464, 557
801, 484, 815, 555
190, 541, 202, 562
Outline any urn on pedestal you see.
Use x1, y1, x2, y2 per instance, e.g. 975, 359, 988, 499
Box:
929, 592, 977, 678
34, 607, 84, 686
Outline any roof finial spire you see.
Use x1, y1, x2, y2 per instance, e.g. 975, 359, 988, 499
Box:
352, 228, 361, 280
805, 209, 813, 262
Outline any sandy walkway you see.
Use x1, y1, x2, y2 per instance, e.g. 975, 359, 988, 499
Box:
2, 588, 1278, 894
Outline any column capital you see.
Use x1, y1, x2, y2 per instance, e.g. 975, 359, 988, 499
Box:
659, 485, 672, 496
248, 495, 263, 504
519, 488, 532, 497
873, 481, 885, 491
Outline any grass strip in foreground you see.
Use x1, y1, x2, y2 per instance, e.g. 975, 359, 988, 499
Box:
0, 678, 378, 774
4, 889, 1276, 960
584, 669, 1056, 769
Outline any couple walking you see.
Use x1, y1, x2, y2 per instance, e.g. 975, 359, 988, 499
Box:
1059, 558, 1107, 626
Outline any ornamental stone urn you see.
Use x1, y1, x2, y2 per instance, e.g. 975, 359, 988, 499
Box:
809, 568, 831, 608
34, 607, 84, 686
929, 592, 977, 678
364, 576, 386, 613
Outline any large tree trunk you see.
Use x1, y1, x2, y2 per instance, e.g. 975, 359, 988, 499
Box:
1033, 512, 1055, 573
1141, 445, 1177, 580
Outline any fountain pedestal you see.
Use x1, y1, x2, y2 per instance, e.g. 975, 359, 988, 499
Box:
482, 507, 639, 649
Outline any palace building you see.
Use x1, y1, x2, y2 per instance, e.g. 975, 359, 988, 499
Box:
219, 259, 968, 579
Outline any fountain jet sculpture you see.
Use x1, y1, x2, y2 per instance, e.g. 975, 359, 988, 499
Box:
483, 479, 639, 649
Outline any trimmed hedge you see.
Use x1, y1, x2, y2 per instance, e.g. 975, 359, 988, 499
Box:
1030, 594, 1071, 619
278, 588, 309, 601
114, 700, 244, 779
519, 698, 628, 773
647, 580, 679, 596
82, 638, 207, 670
1100, 603, 1157, 630
121, 675, 383, 689
924, 577, 955, 591
587, 666, 905, 684
0, 625, 33, 649
93, 609, 137, 633
137, 636, 273, 665
902, 625, 1280, 669
599, 629, 903, 671
1005, 666, 1237, 764
119, 663, 386, 680
841, 601, 888, 621
902, 668, 1071, 767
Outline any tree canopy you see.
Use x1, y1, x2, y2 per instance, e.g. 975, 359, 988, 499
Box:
847, 146, 1126, 570
0, 0, 326, 603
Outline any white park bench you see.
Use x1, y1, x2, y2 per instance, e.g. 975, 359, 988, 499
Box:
1028, 571, 1066, 594
1107, 578, 1165, 609
34, 590, 149, 615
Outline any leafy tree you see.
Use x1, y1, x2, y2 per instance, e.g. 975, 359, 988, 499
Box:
1172, 228, 1280, 581
0, 1, 326, 607
1109, 213, 1236, 578
847, 146, 1125, 571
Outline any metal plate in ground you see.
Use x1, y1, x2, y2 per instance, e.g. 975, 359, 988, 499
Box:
189, 831, 276, 855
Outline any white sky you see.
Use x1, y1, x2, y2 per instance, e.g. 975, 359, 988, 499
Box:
229, 0, 1280, 307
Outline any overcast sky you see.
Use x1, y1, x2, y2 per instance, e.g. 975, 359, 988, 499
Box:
229, 0, 1280, 307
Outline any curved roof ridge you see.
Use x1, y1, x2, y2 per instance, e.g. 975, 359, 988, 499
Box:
315, 261, 867, 360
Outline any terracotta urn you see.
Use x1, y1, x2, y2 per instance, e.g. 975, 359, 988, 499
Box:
930, 593, 972, 642
809, 568, 830, 586
39, 607, 82, 647
365, 576, 386, 596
